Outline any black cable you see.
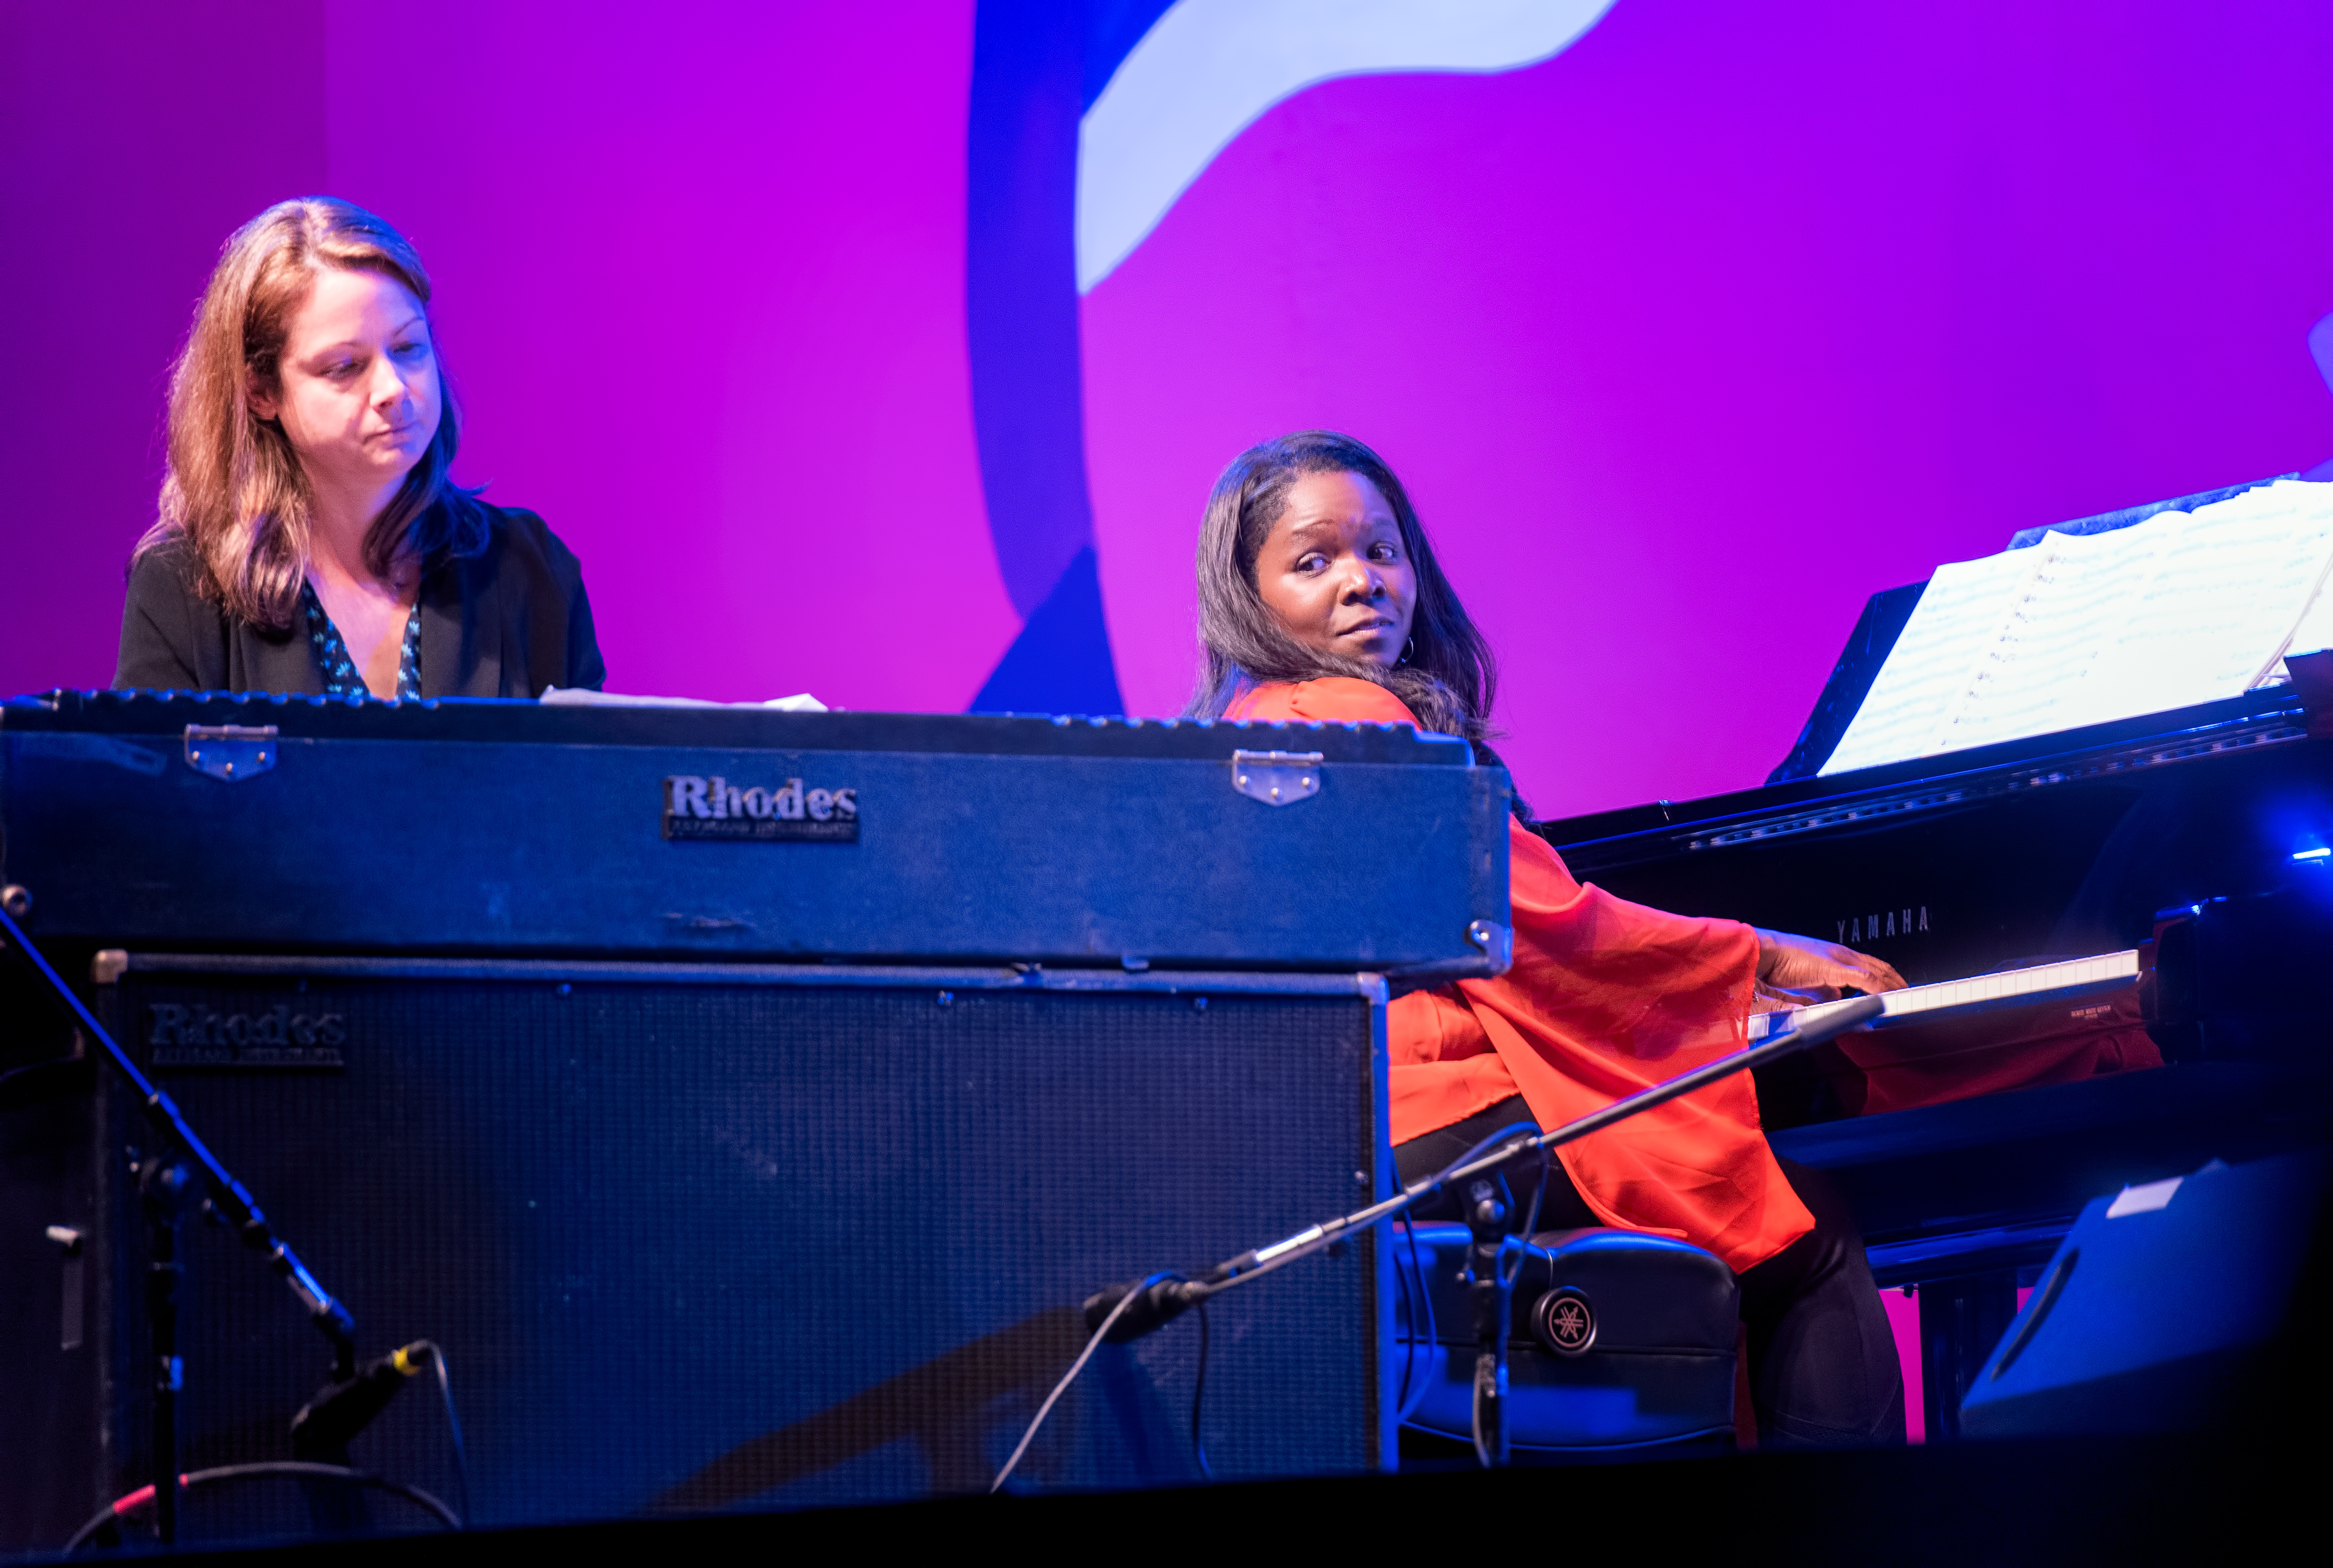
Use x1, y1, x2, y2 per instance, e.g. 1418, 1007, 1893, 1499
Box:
1389, 1140, 1532, 1448
1483, 1146, 1548, 1466
0, 1055, 86, 1105
1472, 1364, 1491, 1469
991, 1270, 1178, 1492
63, 1462, 459, 1552
1189, 1300, 1212, 1481
1402, 1222, 1437, 1421
410, 1340, 470, 1526
1163, 1001, 1885, 1318
1391, 1222, 1418, 1418
1498, 1146, 1551, 1290
410, 1341, 470, 1525
1175, 1120, 1545, 1316
1059, 1000, 1886, 1469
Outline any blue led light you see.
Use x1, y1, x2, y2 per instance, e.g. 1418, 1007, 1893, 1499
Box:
2295, 848, 2332, 862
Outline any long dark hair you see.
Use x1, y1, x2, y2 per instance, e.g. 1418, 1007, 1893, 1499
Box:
1186, 431, 1500, 745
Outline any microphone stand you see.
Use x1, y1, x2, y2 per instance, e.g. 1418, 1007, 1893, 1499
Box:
1082, 994, 1886, 1466
1457, 1146, 1543, 1469
0, 907, 356, 1544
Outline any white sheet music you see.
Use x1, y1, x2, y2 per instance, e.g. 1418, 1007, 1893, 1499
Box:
2290, 589, 2333, 663
1820, 480, 2333, 776
1820, 548, 2041, 775
2279, 482, 2333, 663
2088, 483, 2333, 719
1923, 522, 2165, 754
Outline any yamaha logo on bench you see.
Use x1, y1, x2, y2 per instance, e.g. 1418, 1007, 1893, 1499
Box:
663, 774, 859, 843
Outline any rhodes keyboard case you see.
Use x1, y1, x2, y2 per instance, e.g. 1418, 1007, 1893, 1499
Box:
0, 691, 1511, 976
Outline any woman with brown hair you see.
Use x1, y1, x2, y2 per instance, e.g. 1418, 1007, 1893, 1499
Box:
115, 197, 603, 698
1191, 430, 1908, 1448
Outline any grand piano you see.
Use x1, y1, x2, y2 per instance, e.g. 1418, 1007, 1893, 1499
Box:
1534, 478, 2333, 1436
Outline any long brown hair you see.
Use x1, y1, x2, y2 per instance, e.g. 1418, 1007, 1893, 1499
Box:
1187, 430, 1501, 745
136, 197, 487, 627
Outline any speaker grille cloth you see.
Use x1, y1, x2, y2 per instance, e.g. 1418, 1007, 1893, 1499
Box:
103, 974, 1376, 1525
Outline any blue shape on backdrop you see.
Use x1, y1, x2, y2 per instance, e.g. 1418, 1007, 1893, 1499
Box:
2307, 309, 2333, 482
964, 0, 1172, 713
970, 545, 1128, 715
1082, 0, 1179, 110
966, 0, 1092, 622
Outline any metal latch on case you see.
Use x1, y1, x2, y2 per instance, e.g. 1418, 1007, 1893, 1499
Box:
184, 724, 278, 781
1468, 920, 1514, 971
1231, 749, 1323, 806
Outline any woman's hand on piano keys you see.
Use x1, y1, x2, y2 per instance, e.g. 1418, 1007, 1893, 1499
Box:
1751, 982, 1817, 1013
1753, 928, 1906, 1003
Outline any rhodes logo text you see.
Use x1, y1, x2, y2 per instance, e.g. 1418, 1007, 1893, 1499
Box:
663, 775, 860, 842
149, 1003, 346, 1069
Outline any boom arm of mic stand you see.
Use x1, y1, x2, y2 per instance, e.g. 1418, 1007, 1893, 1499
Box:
1106, 996, 1888, 1330
0, 908, 357, 1369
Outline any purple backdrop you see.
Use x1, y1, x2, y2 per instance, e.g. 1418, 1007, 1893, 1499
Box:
0, 0, 327, 711
4, 0, 2331, 819
1085, 0, 2333, 815
325, 0, 1016, 715
0, 0, 1013, 720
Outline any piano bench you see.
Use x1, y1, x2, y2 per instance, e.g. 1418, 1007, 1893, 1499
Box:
1393, 1224, 1740, 1464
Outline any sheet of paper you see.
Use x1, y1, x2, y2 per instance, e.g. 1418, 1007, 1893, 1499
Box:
2272, 482, 2333, 664
1819, 547, 2041, 775
1920, 520, 2171, 753
2082, 482, 2333, 721
1820, 480, 2333, 775
538, 687, 830, 711
2286, 591, 2333, 663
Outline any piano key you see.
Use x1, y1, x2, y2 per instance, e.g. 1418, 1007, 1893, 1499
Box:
1748, 950, 2141, 1042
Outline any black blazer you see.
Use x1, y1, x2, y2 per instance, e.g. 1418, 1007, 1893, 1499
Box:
114, 504, 607, 698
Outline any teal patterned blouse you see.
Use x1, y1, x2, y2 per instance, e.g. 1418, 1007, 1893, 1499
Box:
300, 580, 420, 700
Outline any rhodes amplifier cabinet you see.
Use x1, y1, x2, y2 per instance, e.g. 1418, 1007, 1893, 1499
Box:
0, 955, 1393, 1548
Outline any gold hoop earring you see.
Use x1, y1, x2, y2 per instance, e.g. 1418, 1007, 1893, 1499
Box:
1402, 637, 1415, 665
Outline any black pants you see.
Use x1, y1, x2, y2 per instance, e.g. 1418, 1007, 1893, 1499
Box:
1396, 1097, 1906, 1449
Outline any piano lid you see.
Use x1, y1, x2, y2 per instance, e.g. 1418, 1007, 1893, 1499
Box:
1542, 678, 2318, 878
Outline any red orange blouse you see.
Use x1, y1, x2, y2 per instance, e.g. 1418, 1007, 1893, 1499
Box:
1227, 678, 1813, 1272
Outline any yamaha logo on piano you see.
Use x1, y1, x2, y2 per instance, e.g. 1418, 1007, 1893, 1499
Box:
663, 774, 860, 843
1838, 908, 1931, 943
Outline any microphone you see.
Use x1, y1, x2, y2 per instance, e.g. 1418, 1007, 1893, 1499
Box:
1083, 1277, 1201, 1342
290, 1342, 431, 1460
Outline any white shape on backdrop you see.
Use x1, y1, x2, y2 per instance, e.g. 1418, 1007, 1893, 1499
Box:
1076, 0, 1619, 293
